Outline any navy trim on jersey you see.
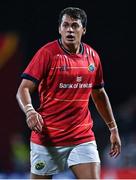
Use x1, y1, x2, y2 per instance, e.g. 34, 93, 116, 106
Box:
93, 83, 104, 89
21, 73, 39, 84
58, 39, 84, 55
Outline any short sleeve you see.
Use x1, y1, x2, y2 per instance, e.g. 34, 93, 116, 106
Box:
21, 47, 50, 84
92, 52, 104, 89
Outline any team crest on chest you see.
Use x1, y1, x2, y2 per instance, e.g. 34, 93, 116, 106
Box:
88, 64, 95, 72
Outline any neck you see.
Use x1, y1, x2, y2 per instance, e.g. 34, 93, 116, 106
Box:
60, 39, 80, 54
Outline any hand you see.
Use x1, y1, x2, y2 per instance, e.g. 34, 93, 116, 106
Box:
109, 130, 121, 158
26, 110, 44, 133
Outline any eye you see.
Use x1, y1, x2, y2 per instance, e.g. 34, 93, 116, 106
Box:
62, 23, 69, 28
72, 23, 79, 29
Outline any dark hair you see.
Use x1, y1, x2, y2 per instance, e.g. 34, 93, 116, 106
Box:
58, 7, 87, 28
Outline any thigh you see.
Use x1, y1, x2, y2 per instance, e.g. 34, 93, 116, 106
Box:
30, 173, 52, 179
71, 162, 100, 179
67, 141, 101, 179
30, 142, 71, 176
31, 143, 60, 176
68, 141, 100, 166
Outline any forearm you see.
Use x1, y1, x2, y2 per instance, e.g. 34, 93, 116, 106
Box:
91, 88, 117, 130
92, 88, 121, 157
16, 79, 37, 114
16, 79, 43, 132
16, 87, 34, 113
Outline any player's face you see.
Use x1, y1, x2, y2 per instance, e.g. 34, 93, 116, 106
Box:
59, 14, 86, 50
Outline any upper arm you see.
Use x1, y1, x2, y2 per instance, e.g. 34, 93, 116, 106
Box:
18, 47, 51, 95
92, 50, 104, 89
22, 48, 51, 83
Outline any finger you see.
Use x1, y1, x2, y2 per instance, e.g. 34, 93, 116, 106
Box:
109, 144, 121, 158
34, 123, 42, 132
38, 114, 44, 125
32, 115, 43, 132
111, 151, 119, 158
27, 113, 43, 132
26, 117, 35, 128
114, 147, 121, 158
110, 150, 117, 157
109, 143, 116, 156
32, 125, 41, 133
26, 114, 37, 126
36, 114, 44, 130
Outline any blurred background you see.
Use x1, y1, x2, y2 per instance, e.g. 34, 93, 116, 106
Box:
0, 0, 135, 179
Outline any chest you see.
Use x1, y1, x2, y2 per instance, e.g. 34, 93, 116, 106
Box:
48, 54, 96, 83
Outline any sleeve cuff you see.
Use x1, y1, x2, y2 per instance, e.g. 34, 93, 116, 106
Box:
21, 73, 40, 84
92, 82, 104, 89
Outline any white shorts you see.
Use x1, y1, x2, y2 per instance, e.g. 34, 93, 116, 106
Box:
30, 141, 100, 176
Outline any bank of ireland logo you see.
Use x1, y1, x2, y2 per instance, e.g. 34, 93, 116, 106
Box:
88, 64, 95, 72
35, 160, 46, 170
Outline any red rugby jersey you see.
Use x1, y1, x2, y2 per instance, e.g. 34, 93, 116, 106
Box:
22, 39, 104, 146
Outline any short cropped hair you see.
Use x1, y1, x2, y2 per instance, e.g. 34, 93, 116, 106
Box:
58, 7, 87, 28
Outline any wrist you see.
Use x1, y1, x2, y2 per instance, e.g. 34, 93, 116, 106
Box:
106, 120, 118, 133
109, 126, 118, 133
24, 104, 35, 114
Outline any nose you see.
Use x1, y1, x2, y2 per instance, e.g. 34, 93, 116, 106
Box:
67, 26, 73, 32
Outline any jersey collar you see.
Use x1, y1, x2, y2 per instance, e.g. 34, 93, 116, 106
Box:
58, 39, 84, 55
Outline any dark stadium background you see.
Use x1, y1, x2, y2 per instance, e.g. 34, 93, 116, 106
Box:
0, 0, 135, 178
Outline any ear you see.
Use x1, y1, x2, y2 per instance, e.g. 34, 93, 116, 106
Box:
58, 26, 61, 34
83, 28, 86, 35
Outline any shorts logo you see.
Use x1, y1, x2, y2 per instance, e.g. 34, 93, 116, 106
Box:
35, 161, 46, 170
88, 64, 95, 72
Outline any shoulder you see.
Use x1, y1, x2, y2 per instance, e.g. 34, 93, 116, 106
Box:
83, 43, 99, 57
83, 42, 101, 63
38, 40, 59, 56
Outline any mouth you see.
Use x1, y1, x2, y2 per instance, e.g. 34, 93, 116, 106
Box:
66, 35, 75, 41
